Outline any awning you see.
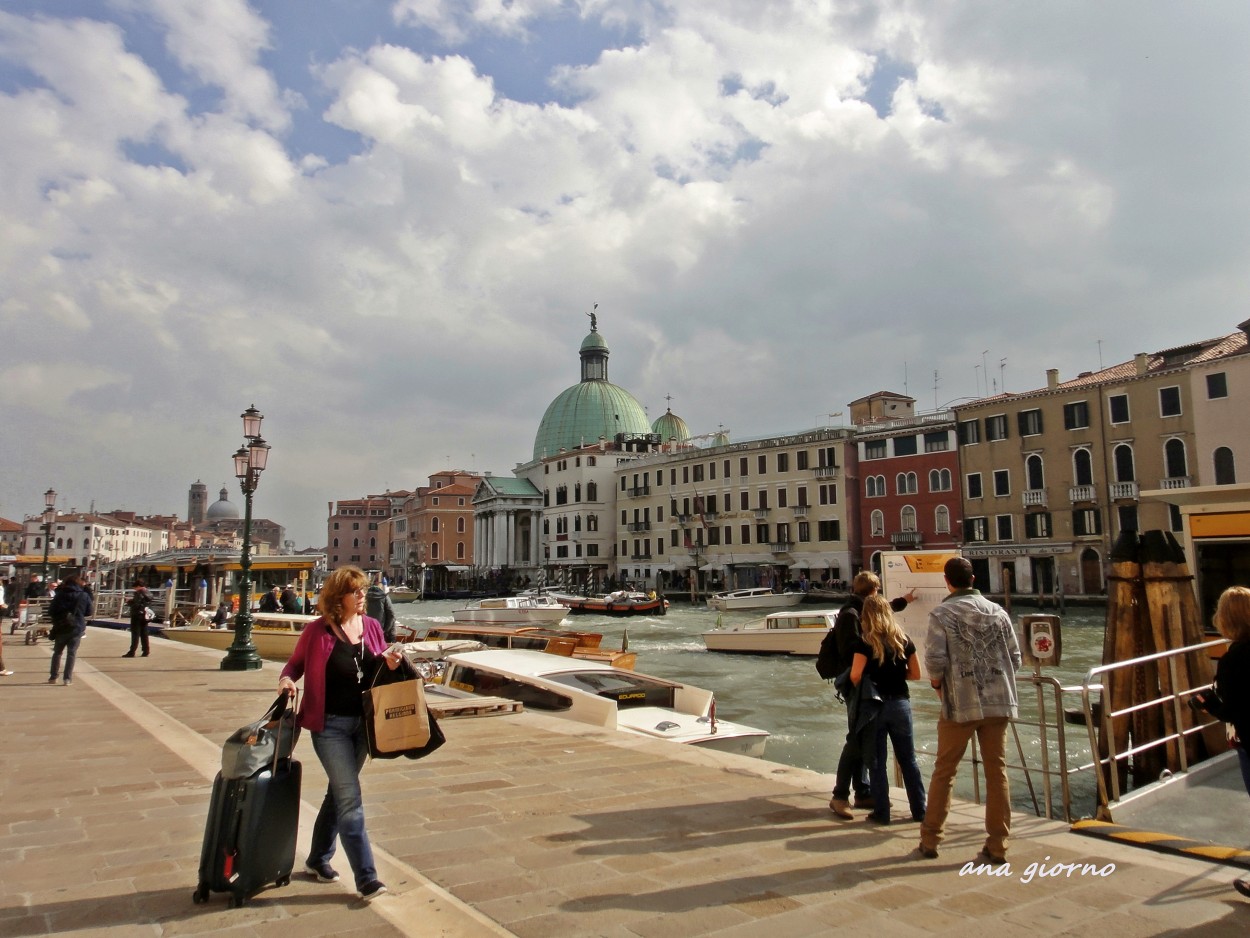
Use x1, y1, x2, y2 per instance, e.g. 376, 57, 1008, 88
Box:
726, 554, 773, 566
699, 562, 725, 572
440, 565, 471, 572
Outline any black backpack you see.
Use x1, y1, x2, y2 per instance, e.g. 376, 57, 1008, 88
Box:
816, 605, 858, 680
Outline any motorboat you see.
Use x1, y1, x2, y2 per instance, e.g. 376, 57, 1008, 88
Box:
388, 587, 419, 603
162, 611, 317, 660
707, 587, 806, 612
453, 594, 570, 625
701, 609, 838, 656
421, 623, 637, 669
544, 590, 668, 617
440, 648, 769, 757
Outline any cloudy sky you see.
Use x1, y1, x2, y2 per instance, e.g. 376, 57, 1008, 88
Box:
3, 1, 1249, 548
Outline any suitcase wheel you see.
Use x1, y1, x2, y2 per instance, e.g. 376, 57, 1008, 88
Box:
229, 895, 246, 909
276, 874, 290, 887
192, 884, 209, 904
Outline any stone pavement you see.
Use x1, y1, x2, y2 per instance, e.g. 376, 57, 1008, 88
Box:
2, 627, 1248, 937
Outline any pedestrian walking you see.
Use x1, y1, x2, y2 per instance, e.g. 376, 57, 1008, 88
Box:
849, 594, 927, 824
0, 577, 12, 675
124, 582, 153, 657
277, 565, 403, 902
917, 557, 1021, 864
48, 570, 93, 685
365, 575, 396, 643
1193, 585, 1250, 899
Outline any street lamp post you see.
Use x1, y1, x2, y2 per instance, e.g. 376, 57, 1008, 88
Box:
40, 488, 57, 587
221, 405, 270, 671
419, 561, 427, 601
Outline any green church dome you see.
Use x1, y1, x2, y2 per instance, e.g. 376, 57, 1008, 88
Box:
533, 313, 651, 461
651, 407, 690, 444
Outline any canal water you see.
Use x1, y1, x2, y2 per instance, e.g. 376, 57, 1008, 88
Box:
396, 598, 1108, 816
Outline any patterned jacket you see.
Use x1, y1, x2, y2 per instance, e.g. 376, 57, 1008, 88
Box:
925, 589, 1021, 723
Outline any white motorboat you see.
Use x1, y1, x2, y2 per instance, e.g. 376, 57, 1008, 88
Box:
440, 648, 770, 757
701, 609, 838, 656
162, 611, 318, 660
453, 594, 570, 625
707, 587, 806, 612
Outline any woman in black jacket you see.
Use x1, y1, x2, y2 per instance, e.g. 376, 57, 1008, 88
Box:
124, 583, 152, 657
1196, 585, 1250, 899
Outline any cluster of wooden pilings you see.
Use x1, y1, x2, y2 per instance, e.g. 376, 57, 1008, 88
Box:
1101, 530, 1223, 795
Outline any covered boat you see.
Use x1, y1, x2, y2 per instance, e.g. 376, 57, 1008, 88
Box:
545, 590, 668, 617
701, 609, 838, 655
707, 587, 805, 612
453, 594, 569, 625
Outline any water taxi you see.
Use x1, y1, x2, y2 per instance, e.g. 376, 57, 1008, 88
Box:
701, 609, 838, 655
707, 587, 806, 612
440, 648, 769, 757
544, 590, 668, 617
162, 611, 317, 660
419, 622, 636, 669
453, 594, 570, 625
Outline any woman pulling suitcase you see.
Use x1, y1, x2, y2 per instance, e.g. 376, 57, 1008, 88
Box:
278, 565, 404, 902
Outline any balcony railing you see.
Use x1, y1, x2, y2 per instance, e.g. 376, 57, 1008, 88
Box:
1069, 484, 1096, 502
626, 521, 652, 532
677, 514, 692, 524
630, 551, 653, 561
627, 485, 651, 497
814, 466, 838, 479
703, 512, 718, 522
769, 541, 795, 553
890, 530, 924, 548
1110, 481, 1139, 500
754, 508, 770, 519
1159, 476, 1192, 490
1022, 489, 1047, 508
793, 504, 809, 516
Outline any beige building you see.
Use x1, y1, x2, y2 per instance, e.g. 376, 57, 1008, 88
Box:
954, 324, 1249, 596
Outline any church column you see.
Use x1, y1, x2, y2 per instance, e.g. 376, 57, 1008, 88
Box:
493, 511, 508, 570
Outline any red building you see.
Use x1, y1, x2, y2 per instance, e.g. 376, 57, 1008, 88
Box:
850, 392, 961, 573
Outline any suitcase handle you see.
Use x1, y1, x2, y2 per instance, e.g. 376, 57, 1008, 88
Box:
265, 689, 298, 776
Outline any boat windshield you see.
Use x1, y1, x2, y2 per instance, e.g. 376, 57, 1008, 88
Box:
546, 671, 677, 709
443, 664, 574, 712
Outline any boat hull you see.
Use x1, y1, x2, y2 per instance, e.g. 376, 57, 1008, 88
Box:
452, 607, 569, 625
551, 594, 668, 617
162, 626, 300, 660
701, 628, 827, 655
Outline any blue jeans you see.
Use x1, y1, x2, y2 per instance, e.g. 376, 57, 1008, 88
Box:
831, 699, 872, 800
50, 631, 84, 681
309, 714, 377, 889
869, 698, 927, 822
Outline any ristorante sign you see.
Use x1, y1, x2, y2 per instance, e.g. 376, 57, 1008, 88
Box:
961, 543, 1074, 558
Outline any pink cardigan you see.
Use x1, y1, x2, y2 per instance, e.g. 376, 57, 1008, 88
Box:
280, 615, 387, 732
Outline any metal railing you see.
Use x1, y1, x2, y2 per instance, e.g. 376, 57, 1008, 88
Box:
1079, 638, 1225, 814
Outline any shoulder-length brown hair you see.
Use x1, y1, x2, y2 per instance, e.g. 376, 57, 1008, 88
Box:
1214, 586, 1250, 643
318, 565, 369, 626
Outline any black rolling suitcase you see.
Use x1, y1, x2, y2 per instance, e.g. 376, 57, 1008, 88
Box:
193, 693, 302, 907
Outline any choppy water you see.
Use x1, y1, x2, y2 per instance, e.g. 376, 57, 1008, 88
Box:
397, 598, 1108, 815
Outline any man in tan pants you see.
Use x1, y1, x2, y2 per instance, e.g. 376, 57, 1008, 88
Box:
917, 557, 1021, 864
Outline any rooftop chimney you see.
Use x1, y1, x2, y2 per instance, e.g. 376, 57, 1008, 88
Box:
1135, 353, 1149, 376
1046, 368, 1059, 390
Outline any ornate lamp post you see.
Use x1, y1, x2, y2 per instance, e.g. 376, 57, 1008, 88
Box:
40, 488, 57, 586
221, 405, 270, 671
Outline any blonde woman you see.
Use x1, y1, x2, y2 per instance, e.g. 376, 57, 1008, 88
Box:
849, 594, 926, 824
279, 566, 403, 902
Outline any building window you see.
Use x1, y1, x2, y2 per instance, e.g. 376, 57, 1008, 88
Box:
798, 521, 811, 542
796, 450, 809, 470
1159, 386, 1182, 417
1169, 504, 1183, 532
924, 431, 949, 453
985, 415, 1009, 442
741, 524, 751, 544
758, 490, 769, 510
893, 435, 918, 457
1164, 438, 1188, 479
901, 506, 917, 531
740, 457, 749, 476
964, 517, 988, 542
1113, 444, 1135, 482
758, 454, 767, 474
820, 483, 838, 504
967, 473, 983, 499
740, 490, 749, 510
957, 420, 981, 445
818, 520, 841, 541
723, 525, 732, 545
1018, 409, 1043, 436
1074, 448, 1094, 486
1073, 508, 1103, 536
935, 505, 950, 533
996, 515, 1013, 541
1108, 394, 1130, 424
993, 470, 1010, 497
866, 476, 884, 497
1026, 454, 1044, 490
1215, 447, 1236, 485
864, 440, 887, 460
457, 517, 465, 533
1207, 372, 1228, 399
777, 488, 788, 508
1025, 512, 1051, 539
870, 510, 885, 537
777, 452, 789, 472
1118, 505, 1139, 534
1063, 401, 1089, 430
